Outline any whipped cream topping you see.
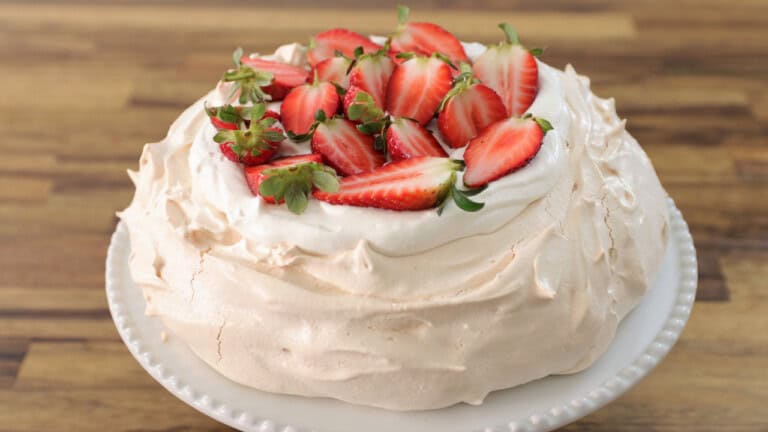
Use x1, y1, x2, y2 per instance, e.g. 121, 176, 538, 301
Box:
119, 41, 669, 410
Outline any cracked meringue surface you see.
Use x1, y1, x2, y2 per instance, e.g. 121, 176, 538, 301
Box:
118, 41, 669, 410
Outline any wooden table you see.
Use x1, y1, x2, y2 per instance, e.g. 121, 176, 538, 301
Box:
1, 1, 766, 431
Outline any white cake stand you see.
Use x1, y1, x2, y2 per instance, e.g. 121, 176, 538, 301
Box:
106, 197, 697, 432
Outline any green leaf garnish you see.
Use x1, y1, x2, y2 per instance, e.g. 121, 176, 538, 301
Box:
534, 117, 553, 133
311, 170, 339, 192
258, 162, 340, 215
437, 173, 485, 215
450, 186, 485, 212
285, 183, 309, 215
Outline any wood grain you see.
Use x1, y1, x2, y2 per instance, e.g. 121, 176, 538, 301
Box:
0, 0, 766, 431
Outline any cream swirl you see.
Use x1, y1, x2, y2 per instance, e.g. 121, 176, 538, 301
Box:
119, 41, 669, 410
190, 42, 567, 256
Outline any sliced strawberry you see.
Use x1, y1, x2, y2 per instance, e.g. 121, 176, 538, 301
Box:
314, 156, 484, 212
385, 55, 453, 125
307, 28, 382, 67
245, 154, 319, 203
437, 65, 507, 148
240, 56, 310, 101
281, 80, 340, 136
463, 115, 552, 187
312, 55, 352, 88
389, 6, 468, 67
472, 24, 540, 117
348, 49, 395, 109
311, 116, 385, 176
386, 117, 447, 160
213, 103, 285, 166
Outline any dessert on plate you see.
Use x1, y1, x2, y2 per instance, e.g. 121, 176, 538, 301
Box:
119, 7, 670, 411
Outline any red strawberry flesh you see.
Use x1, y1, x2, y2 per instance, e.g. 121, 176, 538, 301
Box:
311, 117, 385, 176
438, 82, 507, 148
313, 157, 460, 211
348, 53, 395, 109
389, 7, 468, 66
240, 56, 310, 101
313, 56, 352, 88
281, 81, 340, 135
307, 29, 382, 67
385, 56, 453, 125
386, 117, 447, 160
463, 116, 547, 187
472, 24, 539, 117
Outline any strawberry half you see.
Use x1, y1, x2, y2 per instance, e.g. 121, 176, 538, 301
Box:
348, 48, 395, 109
388, 6, 469, 68
312, 55, 352, 88
472, 24, 541, 117
437, 64, 507, 148
240, 56, 310, 101
213, 104, 286, 166
386, 117, 447, 161
311, 115, 385, 176
385, 54, 453, 125
314, 156, 482, 212
281, 80, 340, 136
244, 154, 339, 214
307, 28, 382, 67
463, 115, 553, 187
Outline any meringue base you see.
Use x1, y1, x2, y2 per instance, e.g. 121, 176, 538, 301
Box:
119, 56, 669, 410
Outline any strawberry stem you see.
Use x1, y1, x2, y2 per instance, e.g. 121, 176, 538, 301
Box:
232, 47, 243, 68
397, 5, 410, 25
498, 23, 519, 45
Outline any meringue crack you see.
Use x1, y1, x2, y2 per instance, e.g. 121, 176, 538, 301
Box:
189, 247, 211, 304
216, 318, 227, 363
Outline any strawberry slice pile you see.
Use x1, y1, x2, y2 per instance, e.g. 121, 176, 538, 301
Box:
207, 8, 552, 215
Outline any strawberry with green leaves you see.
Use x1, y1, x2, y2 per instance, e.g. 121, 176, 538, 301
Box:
472, 24, 542, 117
223, 47, 310, 103
281, 76, 340, 136
307, 28, 382, 67
206, 104, 242, 130
314, 156, 483, 213
244, 154, 339, 214
386, 53, 454, 125
437, 63, 507, 148
463, 114, 552, 187
213, 103, 285, 166
388, 6, 469, 68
